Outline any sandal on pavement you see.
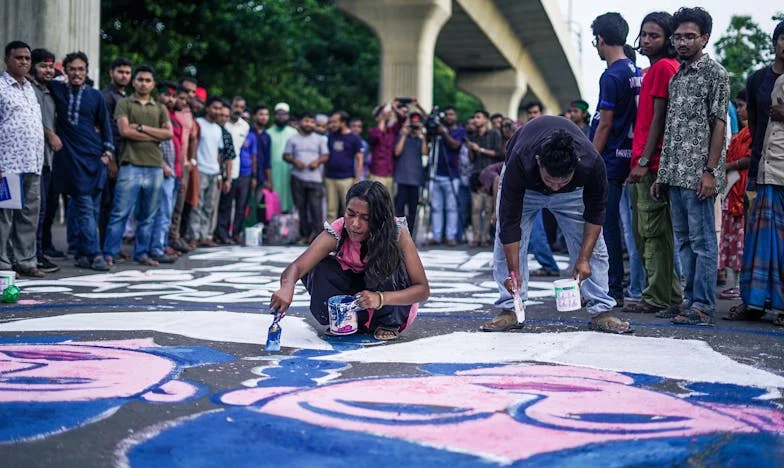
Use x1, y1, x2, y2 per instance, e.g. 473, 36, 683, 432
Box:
531, 268, 560, 277
773, 314, 784, 327
137, 255, 159, 266
719, 288, 741, 300
722, 304, 764, 321
655, 304, 683, 319
373, 327, 400, 341
672, 309, 714, 326
623, 300, 662, 314
480, 311, 525, 332
588, 314, 634, 334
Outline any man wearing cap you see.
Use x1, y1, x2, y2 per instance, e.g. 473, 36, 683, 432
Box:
269, 102, 298, 213
568, 100, 591, 138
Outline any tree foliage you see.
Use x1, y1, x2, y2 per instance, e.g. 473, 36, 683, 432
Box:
101, 0, 487, 125
715, 15, 773, 96
101, 0, 381, 121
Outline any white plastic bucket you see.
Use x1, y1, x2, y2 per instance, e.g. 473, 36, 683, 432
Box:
0, 271, 15, 292
328, 295, 359, 335
553, 278, 581, 312
244, 225, 264, 247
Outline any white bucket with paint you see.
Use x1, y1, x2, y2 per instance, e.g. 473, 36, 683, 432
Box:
328, 295, 359, 335
0, 271, 15, 292
244, 224, 264, 247
553, 278, 581, 312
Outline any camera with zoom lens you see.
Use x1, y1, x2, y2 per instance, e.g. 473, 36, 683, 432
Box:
425, 106, 443, 138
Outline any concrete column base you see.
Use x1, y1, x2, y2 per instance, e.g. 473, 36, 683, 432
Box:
1, 0, 101, 85
337, 0, 451, 110
456, 68, 527, 118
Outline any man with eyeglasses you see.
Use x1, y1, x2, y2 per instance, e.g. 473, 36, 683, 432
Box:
49, 52, 115, 272
652, 7, 730, 326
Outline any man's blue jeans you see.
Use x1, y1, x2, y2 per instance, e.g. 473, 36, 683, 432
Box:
150, 176, 177, 257
69, 192, 102, 260
529, 211, 560, 272
620, 184, 645, 300
604, 180, 626, 298
493, 186, 616, 316
102, 165, 164, 260
431, 176, 459, 242
669, 187, 717, 315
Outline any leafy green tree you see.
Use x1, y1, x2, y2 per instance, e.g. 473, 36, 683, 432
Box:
101, 0, 380, 122
715, 15, 773, 96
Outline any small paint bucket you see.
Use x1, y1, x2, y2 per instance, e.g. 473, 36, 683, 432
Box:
244, 225, 263, 247
0, 271, 15, 292
328, 295, 359, 335
553, 278, 581, 312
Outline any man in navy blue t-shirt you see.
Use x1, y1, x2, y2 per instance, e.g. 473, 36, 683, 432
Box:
589, 12, 642, 304
325, 111, 364, 221
431, 105, 466, 246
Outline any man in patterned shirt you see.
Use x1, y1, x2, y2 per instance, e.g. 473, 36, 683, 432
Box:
652, 7, 730, 326
0, 41, 45, 278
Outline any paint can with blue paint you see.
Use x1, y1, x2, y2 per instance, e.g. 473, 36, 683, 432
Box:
328, 295, 359, 335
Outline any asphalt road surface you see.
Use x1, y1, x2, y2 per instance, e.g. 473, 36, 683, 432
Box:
1, 243, 782, 467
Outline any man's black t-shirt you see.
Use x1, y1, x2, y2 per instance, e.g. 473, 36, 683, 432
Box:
498, 116, 608, 245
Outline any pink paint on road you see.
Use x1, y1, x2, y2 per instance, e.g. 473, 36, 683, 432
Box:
220, 364, 784, 464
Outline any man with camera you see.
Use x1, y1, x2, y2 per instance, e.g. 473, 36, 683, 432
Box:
428, 105, 465, 246
368, 98, 412, 195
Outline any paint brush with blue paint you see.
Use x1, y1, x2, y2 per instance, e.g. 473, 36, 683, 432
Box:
265, 308, 282, 352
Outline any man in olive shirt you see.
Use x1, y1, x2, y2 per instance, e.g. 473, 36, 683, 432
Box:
102, 65, 173, 266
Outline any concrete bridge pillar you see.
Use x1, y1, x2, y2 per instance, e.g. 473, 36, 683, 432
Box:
336, 0, 451, 111
1, 0, 101, 84
456, 68, 527, 118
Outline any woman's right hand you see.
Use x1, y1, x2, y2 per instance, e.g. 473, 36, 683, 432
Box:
270, 286, 295, 315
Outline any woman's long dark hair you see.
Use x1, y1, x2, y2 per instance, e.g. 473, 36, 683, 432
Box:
339, 180, 401, 289
634, 12, 677, 59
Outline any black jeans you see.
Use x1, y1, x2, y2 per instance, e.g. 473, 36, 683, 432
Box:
303, 256, 413, 331
290, 176, 324, 241
36, 166, 51, 260
395, 183, 419, 234
215, 175, 252, 241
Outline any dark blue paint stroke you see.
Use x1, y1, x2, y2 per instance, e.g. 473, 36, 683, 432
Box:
555, 413, 690, 424
299, 401, 490, 425
334, 399, 472, 415
419, 363, 507, 375
683, 381, 776, 407
0, 400, 123, 444
508, 395, 691, 435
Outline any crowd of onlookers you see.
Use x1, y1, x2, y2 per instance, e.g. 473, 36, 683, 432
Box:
0, 5, 782, 326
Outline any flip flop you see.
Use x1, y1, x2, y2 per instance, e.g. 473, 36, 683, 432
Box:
373, 327, 400, 341
588, 315, 634, 334
480, 311, 525, 332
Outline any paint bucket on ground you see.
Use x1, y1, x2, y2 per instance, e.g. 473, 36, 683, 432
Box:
553, 278, 581, 312
0, 271, 15, 292
244, 224, 264, 247
328, 295, 359, 335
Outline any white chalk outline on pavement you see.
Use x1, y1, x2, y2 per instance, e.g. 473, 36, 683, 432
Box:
0, 311, 332, 351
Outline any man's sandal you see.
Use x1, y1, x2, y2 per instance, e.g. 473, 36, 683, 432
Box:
588, 314, 634, 334
722, 304, 764, 321
480, 311, 525, 332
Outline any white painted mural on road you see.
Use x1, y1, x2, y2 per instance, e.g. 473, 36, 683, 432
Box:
16, 247, 570, 312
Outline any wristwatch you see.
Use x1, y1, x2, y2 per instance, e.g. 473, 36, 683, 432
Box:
638, 157, 650, 168
702, 166, 715, 175
136, 124, 143, 133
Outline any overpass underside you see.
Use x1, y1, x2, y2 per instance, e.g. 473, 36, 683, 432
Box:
337, 0, 582, 116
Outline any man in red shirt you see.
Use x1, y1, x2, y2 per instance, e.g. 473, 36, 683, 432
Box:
625, 12, 682, 314
368, 99, 408, 195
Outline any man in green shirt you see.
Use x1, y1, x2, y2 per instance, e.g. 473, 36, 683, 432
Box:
269, 102, 298, 213
102, 65, 173, 266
